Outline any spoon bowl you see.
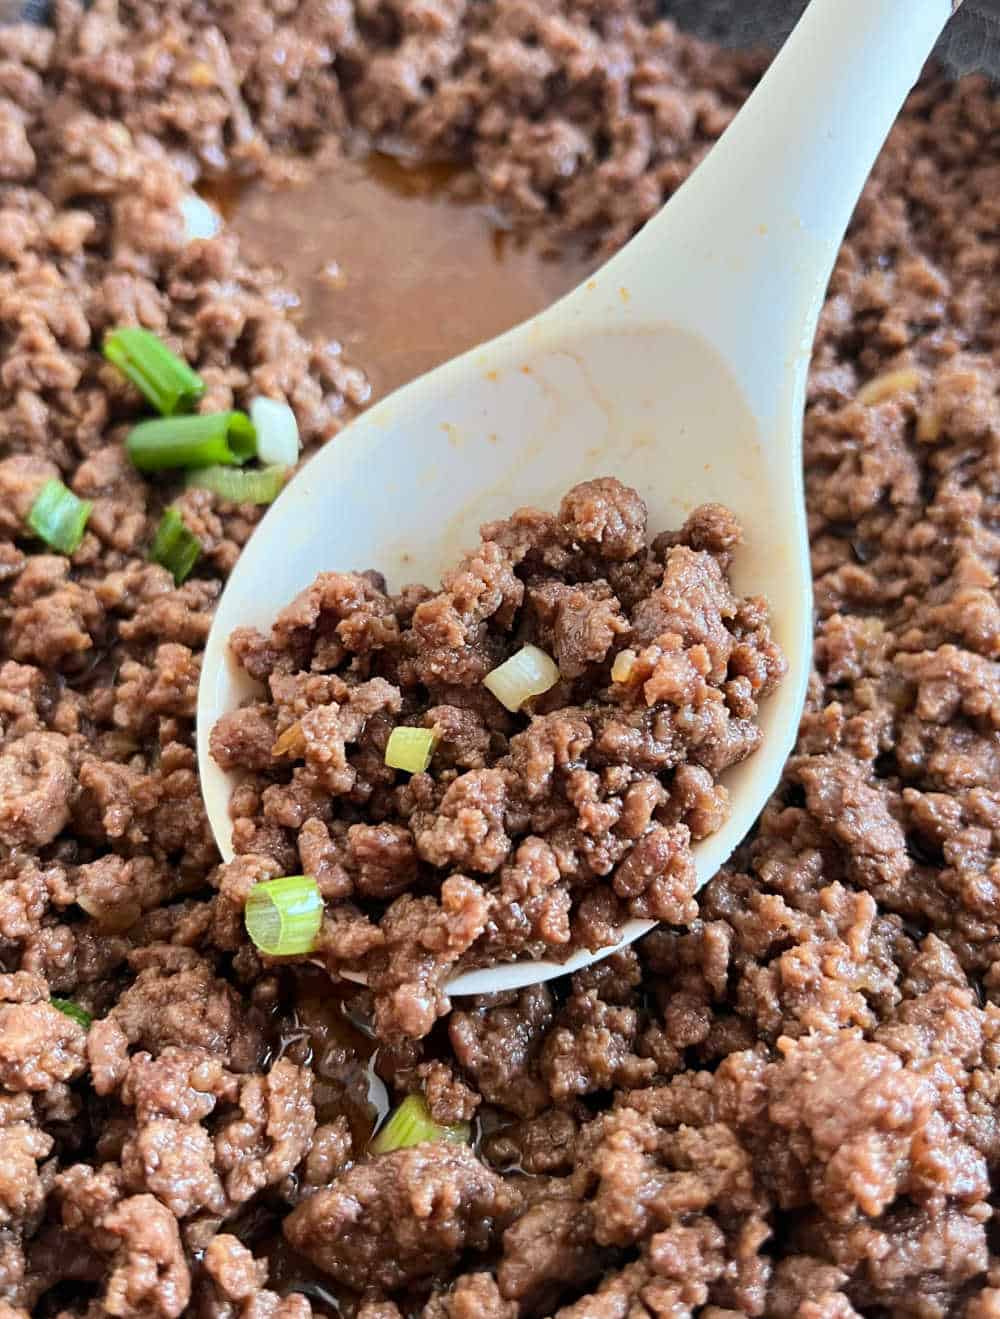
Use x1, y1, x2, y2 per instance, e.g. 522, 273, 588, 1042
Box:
197, 0, 959, 996
198, 315, 809, 995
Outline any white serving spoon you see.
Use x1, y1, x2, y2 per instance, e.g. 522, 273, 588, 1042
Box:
198, 0, 959, 996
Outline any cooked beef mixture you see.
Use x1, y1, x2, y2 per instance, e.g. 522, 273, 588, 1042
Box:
0, 2, 998, 1317
211, 483, 785, 1039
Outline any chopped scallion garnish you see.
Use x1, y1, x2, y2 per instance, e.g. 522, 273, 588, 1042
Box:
184, 463, 288, 504
245, 875, 323, 956
51, 998, 93, 1030
126, 411, 257, 473
149, 508, 201, 585
370, 1093, 471, 1155
104, 327, 205, 416
26, 479, 92, 555
250, 396, 300, 467
385, 727, 438, 774
483, 644, 560, 712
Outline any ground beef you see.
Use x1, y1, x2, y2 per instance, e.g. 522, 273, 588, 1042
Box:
102, 1195, 191, 1318
0, 731, 76, 849
284, 1143, 520, 1291
0, 1, 998, 1316
197, 1235, 314, 1318
0, 971, 87, 1093
449, 984, 555, 1118
87, 949, 267, 1095
214, 481, 783, 1038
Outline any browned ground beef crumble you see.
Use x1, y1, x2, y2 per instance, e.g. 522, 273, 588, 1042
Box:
211, 481, 785, 1040
0, 2, 998, 1317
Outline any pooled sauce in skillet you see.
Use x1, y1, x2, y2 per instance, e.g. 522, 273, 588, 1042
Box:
212, 154, 594, 400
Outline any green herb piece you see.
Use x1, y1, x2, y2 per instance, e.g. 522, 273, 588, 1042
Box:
244, 875, 323, 957
384, 727, 438, 774
149, 507, 201, 584
370, 1093, 471, 1155
126, 411, 256, 472
104, 326, 205, 416
483, 644, 560, 712
184, 463, 288, 504
250, 396, 300, 466
51, 998, 93, 1030
26, 479, 92, 555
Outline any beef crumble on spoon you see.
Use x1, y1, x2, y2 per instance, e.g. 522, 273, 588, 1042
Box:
211, 480, 786, 1040
0, 1, 998, 1317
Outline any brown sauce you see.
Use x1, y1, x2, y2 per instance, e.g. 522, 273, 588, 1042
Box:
210, 153, 594, 399
277, 970, 386, 1153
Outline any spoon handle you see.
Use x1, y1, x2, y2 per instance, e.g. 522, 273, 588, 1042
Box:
577, 0, 956, 429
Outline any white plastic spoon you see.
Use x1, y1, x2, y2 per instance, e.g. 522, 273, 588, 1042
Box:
197, 0, 959, 996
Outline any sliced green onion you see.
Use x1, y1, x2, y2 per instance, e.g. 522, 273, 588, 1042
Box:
185, 463, 288, 505
26, 479, 92, 555
126, 411, 257, 472
370, 1093, 471, 1155
245, 875, 323, 957
250, 396, 300, 467
104, 327, 205, 416
149, 508, 201, 585
51, 998, 93, 1030
483, 644, 560, 712
385, 727, 438, 774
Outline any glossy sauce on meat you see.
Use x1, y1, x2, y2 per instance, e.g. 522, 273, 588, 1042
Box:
211, 485, 785, 1041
